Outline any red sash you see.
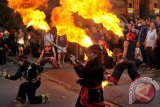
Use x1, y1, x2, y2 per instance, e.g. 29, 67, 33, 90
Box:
80, 85, 105, 107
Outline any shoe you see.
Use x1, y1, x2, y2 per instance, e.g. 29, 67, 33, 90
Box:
12, 100, 19, 103
42, 95, 49, 103
45, 96, 49, 103
57, 64, 61, 68
15, 102, 25, 107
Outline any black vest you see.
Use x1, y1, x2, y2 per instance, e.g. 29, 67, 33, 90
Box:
126, 40, 136, 59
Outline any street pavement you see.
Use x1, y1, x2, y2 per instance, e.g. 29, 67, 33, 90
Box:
42, 63, 160, 107
5, 56, 160, 107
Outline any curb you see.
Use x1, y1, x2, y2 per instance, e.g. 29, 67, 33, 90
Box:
42, 73, 122, 107
42, 74, 80, 93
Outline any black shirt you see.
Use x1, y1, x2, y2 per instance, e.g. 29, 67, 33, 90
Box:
9, 61, 43, 81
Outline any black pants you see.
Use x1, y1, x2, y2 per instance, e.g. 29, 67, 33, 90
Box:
155, 46, 160, 69
16, 80, 43, 104
140, 43, 147, 63
111, 60, 139, 84
0, 50, 6, 65
146, 47, 155, 68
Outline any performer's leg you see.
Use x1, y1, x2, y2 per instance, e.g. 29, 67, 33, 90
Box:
16, 82, 27, 103
62, 53, 66, 65
58, 52, 61, 66
127, 62, 140, 81
40, 58, 47, 66
75, 97, 85, 107
50, 58, 59, 69
26, 81, 41, 104
109, 62, 127, 84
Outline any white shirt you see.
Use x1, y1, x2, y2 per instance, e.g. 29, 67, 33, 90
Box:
146, 29, 157, 47
44, 33, 54, 44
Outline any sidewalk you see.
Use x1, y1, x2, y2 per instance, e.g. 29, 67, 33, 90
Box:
41, 63, 160, 107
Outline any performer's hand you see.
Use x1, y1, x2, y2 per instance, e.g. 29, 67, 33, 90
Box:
5, 74, 10, 79
53, 57, 56, 60
75, 78, 82, 84
2, 71, 7, 77
117, 58, 125, 64
69, 55, 76, 64
36, 61, 40, 64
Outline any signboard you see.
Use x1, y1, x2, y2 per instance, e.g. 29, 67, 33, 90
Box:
128, 8, 134, 14
154, 8, 160, 14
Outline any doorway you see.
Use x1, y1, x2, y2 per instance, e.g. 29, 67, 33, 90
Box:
139, 0, 150, 18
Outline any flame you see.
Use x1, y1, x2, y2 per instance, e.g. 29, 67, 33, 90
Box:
84, 54, 88, 61
51, 7, 92, 47
106, 49, 113, 57
102, 80, 108, 89
51, 0, 122, 47
7, 0, 50, 32
59, 0, 123, 36
84, 47, 113, 61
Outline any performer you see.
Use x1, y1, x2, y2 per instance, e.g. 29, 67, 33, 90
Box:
5, 55, 48, 106
69, 44, 105, 107
37, 42, 59, 69
108, 27, 140, 85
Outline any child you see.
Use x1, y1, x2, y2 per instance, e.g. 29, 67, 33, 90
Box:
135, 42, 143, 68
37, 42, 59, 69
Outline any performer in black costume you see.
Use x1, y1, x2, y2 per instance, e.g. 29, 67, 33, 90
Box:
69, 44, 105, 107
108, 29, 140, 85
5, 55, 48, 106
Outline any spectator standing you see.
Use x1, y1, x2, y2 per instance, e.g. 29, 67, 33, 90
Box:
144, 22, 158, 71
56, 35, 68, 67
90, 26, 101, 44
138, 19, 149, 63
17, 29, 24, 55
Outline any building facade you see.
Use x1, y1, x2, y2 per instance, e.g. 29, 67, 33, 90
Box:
110, 0, 160, 18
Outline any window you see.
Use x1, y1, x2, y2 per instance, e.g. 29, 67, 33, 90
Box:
129, 3, 133, 8
154, 3, 158, 8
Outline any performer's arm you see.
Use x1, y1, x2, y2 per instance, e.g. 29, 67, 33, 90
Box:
37, 50, 44, 63
122, 41, 129, 59
31, 63, 43, 73
6, 68, 22, 80
69, 55, 84, 78
52, 47, 56, 60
